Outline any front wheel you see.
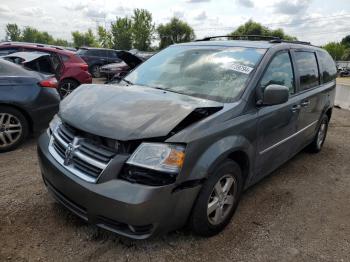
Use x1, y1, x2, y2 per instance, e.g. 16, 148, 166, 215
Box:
189, 160, 243, 237
308, 115, 329, 153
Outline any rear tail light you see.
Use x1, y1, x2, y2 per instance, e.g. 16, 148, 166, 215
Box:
39, 77, 58, 88
79, 63, 89, 71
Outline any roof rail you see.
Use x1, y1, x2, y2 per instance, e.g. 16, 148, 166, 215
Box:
196, 35, 311, 46
269, 39, 311, 45
196, 35, 281, 42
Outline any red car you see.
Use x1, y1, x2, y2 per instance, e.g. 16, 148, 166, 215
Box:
0, 42, 92, 97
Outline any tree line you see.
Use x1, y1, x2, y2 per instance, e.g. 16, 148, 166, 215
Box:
323, 36, 350, 61
5, 12, 299, 51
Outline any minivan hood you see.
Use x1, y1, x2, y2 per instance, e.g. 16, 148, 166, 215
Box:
59, 84, 223, 141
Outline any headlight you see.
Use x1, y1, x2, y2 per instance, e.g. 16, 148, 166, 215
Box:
126, 143, 185, 173
47, 115, 62, 135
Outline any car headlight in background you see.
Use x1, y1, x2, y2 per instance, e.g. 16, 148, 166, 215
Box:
127, 143, 185, 173
47, 114, 62, 135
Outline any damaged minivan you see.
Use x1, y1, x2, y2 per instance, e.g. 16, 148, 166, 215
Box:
37, 36, 336, 239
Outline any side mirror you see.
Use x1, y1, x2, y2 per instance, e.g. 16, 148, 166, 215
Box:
262, 84, 289, 106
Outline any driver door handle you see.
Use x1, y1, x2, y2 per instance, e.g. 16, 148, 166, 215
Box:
301, 100, 310, 107
291, 104, 301, 112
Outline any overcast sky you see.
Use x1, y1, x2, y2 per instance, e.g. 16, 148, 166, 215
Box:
0, 0, 349, 46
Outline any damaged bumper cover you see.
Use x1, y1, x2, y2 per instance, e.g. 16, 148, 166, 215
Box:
37, 133, 201, 239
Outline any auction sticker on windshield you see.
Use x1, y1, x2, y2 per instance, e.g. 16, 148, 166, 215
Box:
223, 63, 254, 75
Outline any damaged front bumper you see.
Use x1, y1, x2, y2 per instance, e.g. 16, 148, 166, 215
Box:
37, 133, 201, 239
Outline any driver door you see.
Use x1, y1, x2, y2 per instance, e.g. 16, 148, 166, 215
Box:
255, 50, 301, 179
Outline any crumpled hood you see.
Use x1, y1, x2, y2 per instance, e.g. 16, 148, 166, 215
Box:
59, 84, 223, 141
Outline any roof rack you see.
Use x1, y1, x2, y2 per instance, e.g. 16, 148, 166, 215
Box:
195, 35, 311, 45
196, 35, 281, 42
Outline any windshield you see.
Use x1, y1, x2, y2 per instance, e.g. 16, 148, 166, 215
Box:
124, 45, 266, 102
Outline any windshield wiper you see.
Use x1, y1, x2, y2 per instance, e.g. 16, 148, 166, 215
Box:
120, 78, 133, 85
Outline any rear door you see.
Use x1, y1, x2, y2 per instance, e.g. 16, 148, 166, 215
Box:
256, 50, 301, 178
291, 50, 324, 146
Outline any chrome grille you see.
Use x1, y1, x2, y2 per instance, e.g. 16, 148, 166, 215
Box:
48, 124, 116, 183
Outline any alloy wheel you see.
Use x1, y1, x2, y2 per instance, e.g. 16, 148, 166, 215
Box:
0, 113, 22, 149
207, 175, 237, 225
59, 82, 73, 98
317, 121, 327, 148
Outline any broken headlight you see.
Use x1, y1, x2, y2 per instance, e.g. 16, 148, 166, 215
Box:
126, 143, 185, 173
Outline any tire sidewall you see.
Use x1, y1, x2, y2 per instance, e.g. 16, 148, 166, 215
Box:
58, 79, 79, 98
190, 160, 243, 236
0, 106, 29, 152
316, 115, 329, 151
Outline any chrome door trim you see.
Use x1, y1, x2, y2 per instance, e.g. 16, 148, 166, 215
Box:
259, 120, 318, 155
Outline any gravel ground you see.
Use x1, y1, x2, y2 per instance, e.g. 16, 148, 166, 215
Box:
1, 108, 350, 262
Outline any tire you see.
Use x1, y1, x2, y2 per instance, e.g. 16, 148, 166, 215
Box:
0, 106, 29, 152
308, 115, 329, 153
58, 79, 79, 98
189, 160, 243, 237
90, 65, 101, 78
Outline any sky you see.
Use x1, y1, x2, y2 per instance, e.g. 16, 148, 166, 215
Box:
0, 0, 350, 46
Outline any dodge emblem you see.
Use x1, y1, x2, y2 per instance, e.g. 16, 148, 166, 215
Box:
64, 138, 80, 166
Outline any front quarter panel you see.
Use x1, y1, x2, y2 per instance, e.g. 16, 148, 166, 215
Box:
169, 104, 258, 187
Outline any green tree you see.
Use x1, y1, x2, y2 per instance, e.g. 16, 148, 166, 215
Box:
53, 38, 69, 47
97, 26, 112, 48
323, 42, 345, 60
72, 29, 98, 47
111, 17, 133, 50
341, 49, 350, 60
157, 17, 195, 49
22, 27, 54, 44
231, 20, 296, 40
5, 23, 22, 41
341, 35, 350, 48
132, 9, 155, 51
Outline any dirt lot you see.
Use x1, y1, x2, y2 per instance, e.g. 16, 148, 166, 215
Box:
1, 108, 350, 262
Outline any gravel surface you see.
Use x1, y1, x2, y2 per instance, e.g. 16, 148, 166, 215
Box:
1, 108, 350, 262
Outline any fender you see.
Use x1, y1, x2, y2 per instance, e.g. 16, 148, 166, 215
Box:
179, 135, 256, 189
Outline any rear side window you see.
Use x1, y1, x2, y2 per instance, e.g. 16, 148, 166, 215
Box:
295, 51, 320, 91
260, 51, 295, 94
317, 51, 337, 83
60, 54, 70, 62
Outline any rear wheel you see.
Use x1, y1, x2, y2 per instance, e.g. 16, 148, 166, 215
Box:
58, 79, 79, 98
189, 160, 243, 237
0, 106, 29, 152
90, 65, 101, 78
308, 115, 329, 153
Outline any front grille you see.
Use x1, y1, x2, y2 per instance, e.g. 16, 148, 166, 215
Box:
48, 123, 117, 183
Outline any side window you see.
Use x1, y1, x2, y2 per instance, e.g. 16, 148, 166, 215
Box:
260, 51, 295, 94
107, 50, 117, 57
295, 51, 320, 91
59, 54, 70, 62
317, 51, 337, 83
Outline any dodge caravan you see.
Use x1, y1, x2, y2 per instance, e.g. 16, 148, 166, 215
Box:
37, 36, 336, 239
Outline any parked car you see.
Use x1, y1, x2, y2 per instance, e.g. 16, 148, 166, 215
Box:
100, 51, 146, 80
3, 52, 62, 80
38, 36, 336, 239
0, 59, 60, 152
0, 42, 92, 98
339, 68, 350, 77
76, 47, 121, 78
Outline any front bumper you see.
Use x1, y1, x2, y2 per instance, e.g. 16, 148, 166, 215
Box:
37, 133, 200, 239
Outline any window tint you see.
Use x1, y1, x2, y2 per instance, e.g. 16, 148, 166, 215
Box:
317, 51, 337, 83
260, 52, 295, 94
59, 54, 70, 62
107, 50, 117, 57
295, 51, 320, 91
